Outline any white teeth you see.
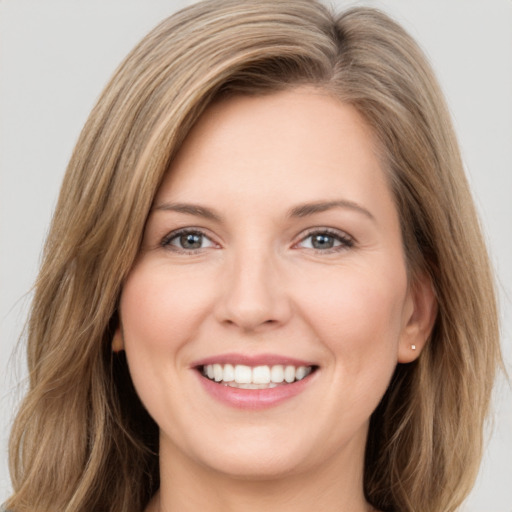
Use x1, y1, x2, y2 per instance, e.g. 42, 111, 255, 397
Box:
225, 382, 279, 389
252, 365, 270, 384
284, 365, 295, 383
295, 366, 309, 381
223, 363, 234, 382
202, 363, 313, 386
270, 365, 284, 383
213, 364, 223, 382
234, 365, 252, 384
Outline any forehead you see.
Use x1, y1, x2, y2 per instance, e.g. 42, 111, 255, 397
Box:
157, 89, 392, 209
155, 88, 396, 230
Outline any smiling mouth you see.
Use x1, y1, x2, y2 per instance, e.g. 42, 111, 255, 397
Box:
199, 364, 317, 389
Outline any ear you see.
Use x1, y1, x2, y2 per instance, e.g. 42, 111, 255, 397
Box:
112, 326, 125, 353
398, 272, 437, 363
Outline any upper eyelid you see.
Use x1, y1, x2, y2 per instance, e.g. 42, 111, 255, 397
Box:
292, 229, 356, 253
158, 226, 355, 247
161, 227, 218, 247
295, 227, 355, 243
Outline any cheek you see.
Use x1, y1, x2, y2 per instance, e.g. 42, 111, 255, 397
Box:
117, 262, 220, 431
299, 265, 409, 437
298, 263, 408, 378
120, 263, 210, 353
117, 263, 215, 412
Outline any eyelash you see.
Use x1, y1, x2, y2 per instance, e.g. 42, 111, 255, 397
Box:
160, 227, 355, 254
161, 228, 217, 254
295, 228, 354, 253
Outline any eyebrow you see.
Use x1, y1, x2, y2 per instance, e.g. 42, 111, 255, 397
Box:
288, 200, 376, 222
152, 199, 375, 223
152, 202, 223, 222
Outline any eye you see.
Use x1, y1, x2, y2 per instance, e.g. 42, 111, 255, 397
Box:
297, 229, 354, 252
162, 229, 216, 252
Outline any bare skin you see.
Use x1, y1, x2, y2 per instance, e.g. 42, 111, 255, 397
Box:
115, 88, 435, 512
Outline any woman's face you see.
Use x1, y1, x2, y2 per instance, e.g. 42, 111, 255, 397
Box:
117, 89, 429, 480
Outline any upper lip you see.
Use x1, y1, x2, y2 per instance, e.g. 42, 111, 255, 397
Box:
190, 353, 317, 369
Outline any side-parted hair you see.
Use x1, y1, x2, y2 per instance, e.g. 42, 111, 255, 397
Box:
7, 1, 500, 511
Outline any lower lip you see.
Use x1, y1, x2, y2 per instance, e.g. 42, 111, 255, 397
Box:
196, 371, 316, 410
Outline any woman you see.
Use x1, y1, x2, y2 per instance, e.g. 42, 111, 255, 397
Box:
5, 1, 501, 511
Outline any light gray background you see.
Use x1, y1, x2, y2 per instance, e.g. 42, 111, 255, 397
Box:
1, 0, 511, 510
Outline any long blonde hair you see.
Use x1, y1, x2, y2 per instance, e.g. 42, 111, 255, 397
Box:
7, 1, 500, 511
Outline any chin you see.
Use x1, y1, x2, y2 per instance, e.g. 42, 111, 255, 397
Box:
202, 451, 311, 481
166, 426, 319, 481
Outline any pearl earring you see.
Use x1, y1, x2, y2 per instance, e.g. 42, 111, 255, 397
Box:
411, 344, 417, 350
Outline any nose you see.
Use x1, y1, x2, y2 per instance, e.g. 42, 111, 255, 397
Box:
215, 248, 292, 333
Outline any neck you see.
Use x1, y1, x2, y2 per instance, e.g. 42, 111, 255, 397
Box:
147, 434, 374, 512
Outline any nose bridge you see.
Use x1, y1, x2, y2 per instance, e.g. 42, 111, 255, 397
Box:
217, 240, 290, 331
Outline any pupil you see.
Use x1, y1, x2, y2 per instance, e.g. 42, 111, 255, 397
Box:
181, 233, 202, 249
312, 234, 333, 249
